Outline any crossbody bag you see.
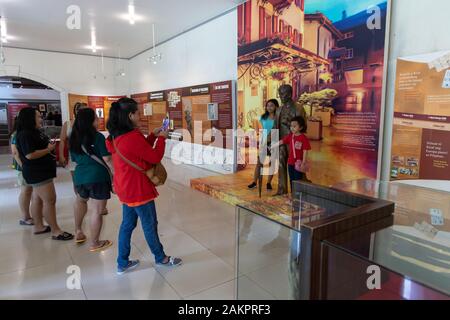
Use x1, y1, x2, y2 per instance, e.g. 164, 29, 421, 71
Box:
81, 145, 114, 193
112, 138, 167, 187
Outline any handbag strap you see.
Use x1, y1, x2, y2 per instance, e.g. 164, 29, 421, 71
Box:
81, 145, 113, 181
112, 138, 146, 173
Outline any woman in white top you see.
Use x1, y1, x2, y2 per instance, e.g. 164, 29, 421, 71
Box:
59, 102, 87, 170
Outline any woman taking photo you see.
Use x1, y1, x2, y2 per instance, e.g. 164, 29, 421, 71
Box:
106, 97, 182, 275
70, 108, 113, 252
248, 99, 279, 191
15, 107, 73, 240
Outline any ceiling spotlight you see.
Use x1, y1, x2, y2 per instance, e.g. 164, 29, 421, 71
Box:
147, 53, 162, 65
148, 24, 162, 65
128, 4, 136, 25
0, 17, 7, 43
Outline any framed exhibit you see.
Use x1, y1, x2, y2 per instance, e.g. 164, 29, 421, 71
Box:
95, 108, 104, 119
143, 103, 153, 116
237, 0, 392, 186
390, 52, 450, 181
207, 103, 219, 121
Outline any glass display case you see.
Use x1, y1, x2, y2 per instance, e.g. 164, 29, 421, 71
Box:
236, 180, 450, 300
324, 179, 450, 299
236, 181, 395, 300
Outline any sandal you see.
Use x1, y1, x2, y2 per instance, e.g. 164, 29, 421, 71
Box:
20, 219, 34, 226
52, 232, 74, 241
34, 226, 51, 235
75, 233, 87, 244
101, 208, 109, 216
89, 240, 113, 252
157, 256, 182, 267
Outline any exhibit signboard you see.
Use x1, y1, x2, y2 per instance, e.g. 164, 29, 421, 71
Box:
391, 52, 450, 181
237, 0, 390, 186
68, 94, 125, 131
130, 81, 235, 174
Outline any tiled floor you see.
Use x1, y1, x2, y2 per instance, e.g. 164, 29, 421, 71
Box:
0, 155, 286, 300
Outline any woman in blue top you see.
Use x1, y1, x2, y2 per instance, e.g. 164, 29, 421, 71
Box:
70, 108, 113, 252
248, 99, 279, 191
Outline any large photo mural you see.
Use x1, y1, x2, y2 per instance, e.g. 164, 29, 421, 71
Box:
237, 0, 389, 186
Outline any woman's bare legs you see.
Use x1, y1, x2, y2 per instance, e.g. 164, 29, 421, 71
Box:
90, 199, 108, 248
74, 196, 88, 240
31, 193, 44, 233
19, 185, 33, 221
33, 182, 62, 237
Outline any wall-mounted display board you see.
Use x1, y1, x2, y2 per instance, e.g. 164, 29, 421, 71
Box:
68, 94, 125, 131
391, 52, 450, 181
132, 80, 234, 149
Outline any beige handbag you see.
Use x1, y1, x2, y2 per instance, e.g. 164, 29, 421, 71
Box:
113, 139, 167, 187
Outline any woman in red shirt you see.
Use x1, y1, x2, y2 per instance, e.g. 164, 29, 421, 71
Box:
106, 98, 182, 275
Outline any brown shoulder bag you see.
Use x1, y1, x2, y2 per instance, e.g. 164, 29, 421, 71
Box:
113, 138, 167, 187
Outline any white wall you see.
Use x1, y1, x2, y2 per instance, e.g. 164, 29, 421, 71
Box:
0, 87, 60, 101
129, 10, 237, 94
0, 47, 129, 121
381, 0, 450, 191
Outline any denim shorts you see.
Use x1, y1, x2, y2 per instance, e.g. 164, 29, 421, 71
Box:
75, 182, 111, 201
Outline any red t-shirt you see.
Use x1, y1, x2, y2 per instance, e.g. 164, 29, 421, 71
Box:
282, 133, 311, 165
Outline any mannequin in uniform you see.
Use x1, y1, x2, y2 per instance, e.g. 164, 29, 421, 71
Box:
274, 84, 307, 196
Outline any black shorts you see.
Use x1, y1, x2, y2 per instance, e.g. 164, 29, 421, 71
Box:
75, 182, 111, 201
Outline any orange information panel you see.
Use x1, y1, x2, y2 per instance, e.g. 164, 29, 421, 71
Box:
391, 52, 450, 181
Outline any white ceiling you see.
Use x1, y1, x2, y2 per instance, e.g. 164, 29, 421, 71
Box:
0, 0, 243, 59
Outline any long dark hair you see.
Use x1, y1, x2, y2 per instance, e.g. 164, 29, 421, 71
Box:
73, 102, 87, 118
9, 115, 18, 137
106, 97, 138, 138
261, 99, 279, 120
70, 108, 97, 154
16, 107, 38, 133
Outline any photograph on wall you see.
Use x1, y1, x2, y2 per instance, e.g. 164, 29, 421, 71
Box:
143, 103, 153, 116
96, 108, 104, 119
207, 103, 219, 121
39, 104, 46, 112
237, 0, 389, 187
391, 52, 450, 181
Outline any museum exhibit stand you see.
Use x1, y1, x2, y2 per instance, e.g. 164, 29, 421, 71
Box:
235, 180, 450, 300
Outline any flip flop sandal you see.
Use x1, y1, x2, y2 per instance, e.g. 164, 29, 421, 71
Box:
20, 219, 34, 226
52, 232, 74, 241
89, 240, 113, 252
34, 226, 51, 235
75, 235, 87, 244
